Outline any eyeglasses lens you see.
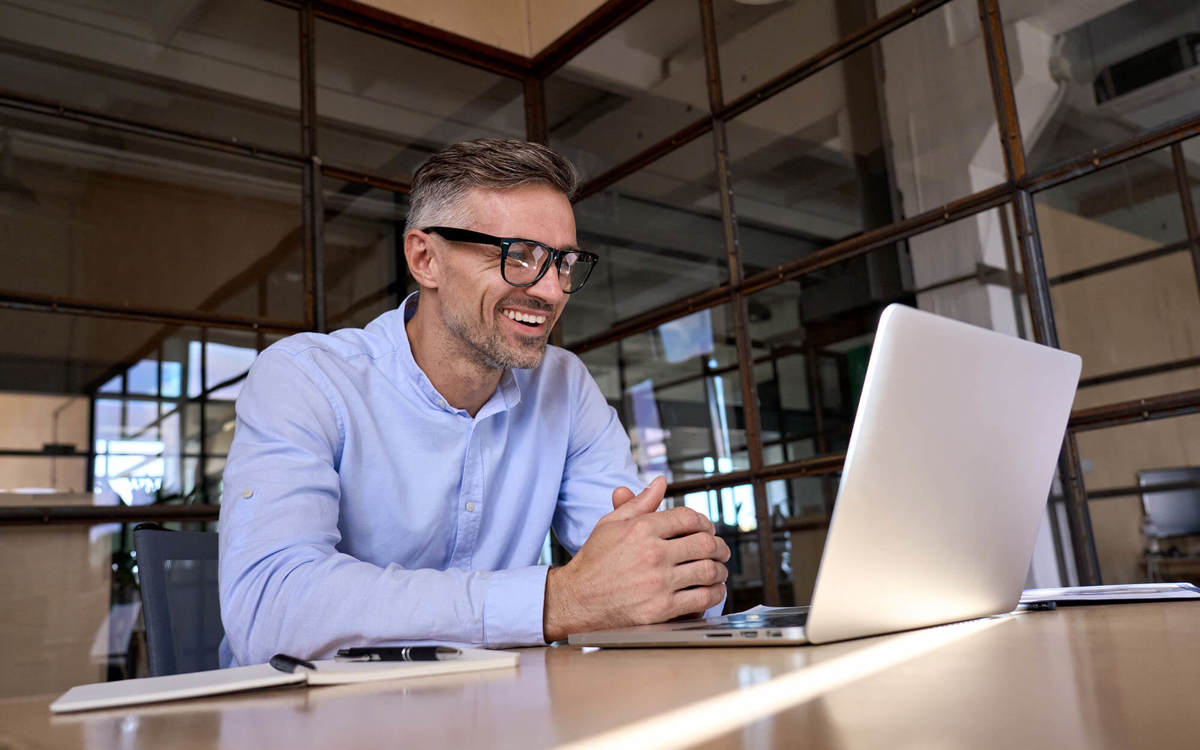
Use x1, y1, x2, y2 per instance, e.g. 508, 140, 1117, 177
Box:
560, 253, 595, 293
503, 242, 547, 285
502, 241, 595, 293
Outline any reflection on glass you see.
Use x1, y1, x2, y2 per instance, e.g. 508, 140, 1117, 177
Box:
580, 304, 742, 485
1037, 149, 1189, 279
0, 108, 306, 322
1037, 142, 1200, 403
1001, 0, 1200, 173
745, 256, 906, 468
727, 0, 1003, 270
0, 0, 301, 152
546, 0, 708, 182
563, 136, 728, 345
1052, 252, 1200, 396
315, 19, 524, 180
1033, 148, 1200, 394
323, 182, 409, 330
713, 0, 842, 103
0, 308, 272, 504
1185, 137, 1200, 228
1073, 413, 1200, 585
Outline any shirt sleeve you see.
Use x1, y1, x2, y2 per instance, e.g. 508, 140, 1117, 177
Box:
551, 355, 640, 555
218, 348, 548, 667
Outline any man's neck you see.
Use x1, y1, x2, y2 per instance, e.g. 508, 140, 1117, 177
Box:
405, 297, 503, 418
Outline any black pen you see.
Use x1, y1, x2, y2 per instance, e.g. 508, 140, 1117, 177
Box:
335, 646, 462, 662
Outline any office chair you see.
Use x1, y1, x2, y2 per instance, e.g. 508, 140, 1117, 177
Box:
1139, 468, 1200, 538
133, 523, 225, 676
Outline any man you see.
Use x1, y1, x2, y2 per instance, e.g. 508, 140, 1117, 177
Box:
218, 139, 729, 666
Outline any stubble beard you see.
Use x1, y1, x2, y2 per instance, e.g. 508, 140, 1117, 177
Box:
443, 300, 552, 371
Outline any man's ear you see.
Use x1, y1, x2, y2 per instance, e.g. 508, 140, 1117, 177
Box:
404, 229, 440, 290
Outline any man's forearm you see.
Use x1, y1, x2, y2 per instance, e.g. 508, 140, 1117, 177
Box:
223, 550, 549, 664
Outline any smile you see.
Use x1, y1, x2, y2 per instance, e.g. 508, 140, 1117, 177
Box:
502, 308, 548, 327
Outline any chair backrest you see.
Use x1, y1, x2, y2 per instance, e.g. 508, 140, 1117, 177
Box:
133, 524, 224, 676
1139, 468, 1200, 537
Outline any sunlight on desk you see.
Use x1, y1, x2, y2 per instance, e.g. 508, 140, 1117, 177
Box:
555, 616, 1011, 750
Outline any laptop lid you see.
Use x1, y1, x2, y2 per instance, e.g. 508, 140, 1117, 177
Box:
803, 304, 1080, 644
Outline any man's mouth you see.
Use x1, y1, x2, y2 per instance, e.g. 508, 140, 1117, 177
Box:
501, 308, 549, 328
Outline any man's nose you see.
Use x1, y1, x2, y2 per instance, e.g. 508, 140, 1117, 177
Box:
527, 260, 567, 307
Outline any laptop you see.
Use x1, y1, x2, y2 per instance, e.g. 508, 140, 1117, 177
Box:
569, 304, 1082, 647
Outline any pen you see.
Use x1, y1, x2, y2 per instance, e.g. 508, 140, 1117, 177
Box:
335, 646, 462, 662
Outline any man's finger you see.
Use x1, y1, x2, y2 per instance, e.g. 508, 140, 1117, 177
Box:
664, 531, 729, 565
670, 583, 726, 619
609, 476, 667, 520
636, 505, 713, 539
669, 559, 728, 591
611, 485, 636, 511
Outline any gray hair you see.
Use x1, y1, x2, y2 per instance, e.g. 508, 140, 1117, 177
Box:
404, 138, 579, 235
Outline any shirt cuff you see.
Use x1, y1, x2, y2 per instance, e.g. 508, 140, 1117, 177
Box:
704, 594, 727, 619
481, 565, 550, 647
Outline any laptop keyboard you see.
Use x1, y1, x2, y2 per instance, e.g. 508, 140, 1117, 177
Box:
676, 607, 810, 631
721, 609, 810, 629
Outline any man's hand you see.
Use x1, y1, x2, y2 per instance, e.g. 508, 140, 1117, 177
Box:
543, 476, 730, 642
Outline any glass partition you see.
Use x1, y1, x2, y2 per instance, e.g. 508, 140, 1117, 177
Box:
315, 19, 525, 181
546, 0, 709, 183
323, 182, 410, 331
563, 136, 729, 345
0, 0, 302, 152
1001, 0, 1200, 174
0, 108, 306, 323
579, 303, 743, 486
1073, 414, 1200, 585
727, 0, 1005, 271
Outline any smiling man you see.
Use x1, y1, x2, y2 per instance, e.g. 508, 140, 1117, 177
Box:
218, 139, 729, 666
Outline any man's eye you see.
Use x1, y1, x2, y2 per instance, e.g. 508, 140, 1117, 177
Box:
507, 243, 541, 267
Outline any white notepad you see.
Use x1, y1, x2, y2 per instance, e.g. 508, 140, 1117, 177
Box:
50, 648, 519, 714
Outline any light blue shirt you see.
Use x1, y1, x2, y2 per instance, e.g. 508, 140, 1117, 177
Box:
218, 292, 638, 666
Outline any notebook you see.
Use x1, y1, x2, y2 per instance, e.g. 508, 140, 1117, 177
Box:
50, 648, 519, 713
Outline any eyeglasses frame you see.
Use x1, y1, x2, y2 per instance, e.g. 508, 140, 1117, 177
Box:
422, 226, 598, 294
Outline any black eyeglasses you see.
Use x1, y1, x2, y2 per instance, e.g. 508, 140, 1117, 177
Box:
423, 226, 598, 294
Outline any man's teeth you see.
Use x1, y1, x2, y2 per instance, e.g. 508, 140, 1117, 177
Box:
503, 309, 547, 325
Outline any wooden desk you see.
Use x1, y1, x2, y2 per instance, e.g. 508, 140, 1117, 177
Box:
2, 603, 1198, 749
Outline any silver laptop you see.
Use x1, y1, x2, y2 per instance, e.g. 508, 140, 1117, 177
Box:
569, 304, 1081, 647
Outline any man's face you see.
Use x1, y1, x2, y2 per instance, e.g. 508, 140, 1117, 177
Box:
435, 184, 576, 370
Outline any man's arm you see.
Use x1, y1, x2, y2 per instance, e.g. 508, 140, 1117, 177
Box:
218, 349, 547, 665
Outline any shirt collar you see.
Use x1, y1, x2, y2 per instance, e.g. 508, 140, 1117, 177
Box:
395, 291, 522, 417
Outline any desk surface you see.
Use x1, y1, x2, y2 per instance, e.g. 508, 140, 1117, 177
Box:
2, 603, 1198, 750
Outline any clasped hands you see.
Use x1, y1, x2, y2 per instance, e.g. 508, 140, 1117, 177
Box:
543, 476, 730, 642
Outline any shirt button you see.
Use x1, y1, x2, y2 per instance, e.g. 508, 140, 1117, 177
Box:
437, 399, 447, 409
241, 488, 254, 499
465, 502, 476, 512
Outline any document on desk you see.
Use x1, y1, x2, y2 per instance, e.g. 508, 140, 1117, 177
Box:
1020, 582, 1200, 606
50, 648, 519, 714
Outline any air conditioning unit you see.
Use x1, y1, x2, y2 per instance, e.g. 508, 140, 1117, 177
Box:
1093, 33, 1200, 120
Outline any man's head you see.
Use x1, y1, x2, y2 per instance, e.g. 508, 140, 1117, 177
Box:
404, 139, 583, 371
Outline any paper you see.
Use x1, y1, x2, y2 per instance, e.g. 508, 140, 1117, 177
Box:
1019, 582, 1200, 605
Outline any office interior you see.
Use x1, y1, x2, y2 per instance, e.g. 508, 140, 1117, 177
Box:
0, 0, 1198, 701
